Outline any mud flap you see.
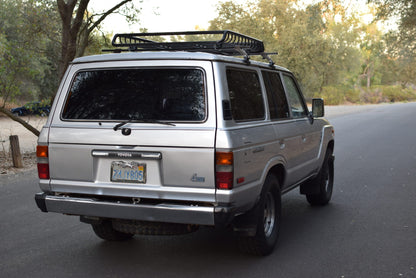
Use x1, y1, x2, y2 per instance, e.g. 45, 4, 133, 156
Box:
232, 203, 260, 237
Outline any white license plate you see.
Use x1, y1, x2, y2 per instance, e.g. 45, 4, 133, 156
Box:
111, 161, 146, 183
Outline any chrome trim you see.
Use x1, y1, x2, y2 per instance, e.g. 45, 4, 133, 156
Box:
91, 150, 162, 160
43, 195, 214, 225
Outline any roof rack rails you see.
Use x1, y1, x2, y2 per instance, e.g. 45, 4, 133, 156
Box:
110, 30, 266, 56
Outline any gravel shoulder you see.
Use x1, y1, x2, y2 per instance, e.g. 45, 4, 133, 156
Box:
0, 116, 46, 175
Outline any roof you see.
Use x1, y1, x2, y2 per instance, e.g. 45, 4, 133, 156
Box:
71, 51, 289, 72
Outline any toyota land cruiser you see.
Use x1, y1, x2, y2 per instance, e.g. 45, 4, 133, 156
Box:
35, 30, 334, 256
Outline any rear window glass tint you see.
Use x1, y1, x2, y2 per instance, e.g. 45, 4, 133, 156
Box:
62, 68, 206, 121
226, 68, 264, 121
262, 71, 290, 119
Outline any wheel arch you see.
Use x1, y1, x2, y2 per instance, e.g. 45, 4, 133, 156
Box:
267, 163, 285, 190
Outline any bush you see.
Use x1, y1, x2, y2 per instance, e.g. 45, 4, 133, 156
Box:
376, 86, 402, 102
403, 88, 416, 101
314, 86, 345, 105
344, 89, 360, 103
359, 88, 388, 104
371, 85, 416, 103
313, 85, 416, 105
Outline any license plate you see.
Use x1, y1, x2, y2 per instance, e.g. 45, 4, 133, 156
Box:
111, 161, 146, 183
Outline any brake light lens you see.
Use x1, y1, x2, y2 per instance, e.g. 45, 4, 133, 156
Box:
37, 145, 50, 179
37, 163, 50, 179
216, 152, 233, 189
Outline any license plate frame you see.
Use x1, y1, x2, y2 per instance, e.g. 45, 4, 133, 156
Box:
111, 161, 146, 183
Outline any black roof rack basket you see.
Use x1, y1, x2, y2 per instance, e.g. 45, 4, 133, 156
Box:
111, 30, 265, 55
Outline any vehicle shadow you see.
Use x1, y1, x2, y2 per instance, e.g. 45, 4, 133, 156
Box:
77, 192, 345, 277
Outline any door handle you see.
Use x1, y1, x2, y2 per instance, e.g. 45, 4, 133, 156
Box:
253, 146, 264, 153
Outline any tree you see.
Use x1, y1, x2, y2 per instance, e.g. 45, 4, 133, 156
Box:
371, 0, 416, 46
371, 0, 416, 86
57, 0, 140, 80
0, 0, 54, 136
209, 0, 362, 97
358, 22, 385, 88
0, 0, 141, 137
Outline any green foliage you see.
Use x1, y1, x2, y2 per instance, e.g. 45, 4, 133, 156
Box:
315, 85, 416, 105
209, 0, 416, 104
0, 0, 415, 109
371, 85, 416, 102
0, 0, 59, 106
359, 88, 387, 103
209, 0, 364, 98
314, 86, 345, 105
83, 31, 113, 56
371, 0, 416, 53
0, 0, 138, 108
344, 89, 361, 104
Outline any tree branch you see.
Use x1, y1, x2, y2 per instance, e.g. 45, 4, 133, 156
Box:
88, 0, 132, 33
0, 107, 40, 137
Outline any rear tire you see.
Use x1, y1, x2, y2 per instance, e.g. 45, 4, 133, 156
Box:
238, 174, 281, 256
92, 220, 134, 241
306, 150, 334, 206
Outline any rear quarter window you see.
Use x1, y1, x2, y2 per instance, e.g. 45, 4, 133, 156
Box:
62, 68, 206, 122
226, 68, 265, 122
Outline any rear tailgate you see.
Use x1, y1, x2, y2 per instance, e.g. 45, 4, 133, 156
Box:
45, 59, 217, 203
48, 127, 216, 202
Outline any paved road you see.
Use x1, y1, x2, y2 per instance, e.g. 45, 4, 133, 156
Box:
1, 102, 415, 278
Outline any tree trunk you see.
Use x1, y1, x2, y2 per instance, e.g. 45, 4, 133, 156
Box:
57, 0, 90, 81
57, 0, 132, 81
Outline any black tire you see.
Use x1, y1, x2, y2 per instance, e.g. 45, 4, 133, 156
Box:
306, 150, 334, 206
239, 174, 281, 256
92, 220, 134, 241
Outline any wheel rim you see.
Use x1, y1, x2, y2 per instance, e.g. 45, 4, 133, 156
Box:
324, 170, 330, 192
263, 191, 276, 237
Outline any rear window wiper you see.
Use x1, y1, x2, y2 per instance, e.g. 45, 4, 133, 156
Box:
113, 119, 176, 131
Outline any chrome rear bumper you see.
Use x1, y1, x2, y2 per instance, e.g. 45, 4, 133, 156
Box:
35, 193, 217, 225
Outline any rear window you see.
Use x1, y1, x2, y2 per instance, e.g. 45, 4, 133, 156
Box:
62, 68, 206, 121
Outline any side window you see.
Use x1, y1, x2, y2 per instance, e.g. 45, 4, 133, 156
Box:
262, 71, 290, 119
282, 74, 307, 118
226, 68, 265, 122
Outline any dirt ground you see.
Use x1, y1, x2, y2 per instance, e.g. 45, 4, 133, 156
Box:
0, 116, 46, 175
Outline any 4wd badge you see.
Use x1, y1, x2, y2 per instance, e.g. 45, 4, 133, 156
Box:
191, 173, 205, 183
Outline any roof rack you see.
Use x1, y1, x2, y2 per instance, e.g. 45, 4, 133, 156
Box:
110, 30, 265, 56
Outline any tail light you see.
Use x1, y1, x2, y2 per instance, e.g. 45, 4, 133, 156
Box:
36, 145, 49, 179
215, 152, 233, 189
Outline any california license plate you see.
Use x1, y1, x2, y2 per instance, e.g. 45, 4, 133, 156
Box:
111, 161, 146, 183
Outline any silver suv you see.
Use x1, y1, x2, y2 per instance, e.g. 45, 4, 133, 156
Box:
35, 31, 334, 256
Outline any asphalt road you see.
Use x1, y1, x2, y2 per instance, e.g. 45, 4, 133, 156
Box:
1, 102, 415, 278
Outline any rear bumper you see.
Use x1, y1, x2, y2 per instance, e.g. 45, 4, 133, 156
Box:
35, 193, 234, 226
